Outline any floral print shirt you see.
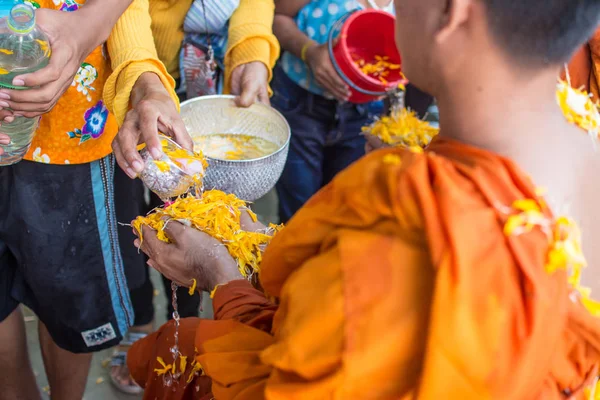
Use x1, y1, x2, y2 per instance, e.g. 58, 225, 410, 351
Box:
22, 0, 118, 165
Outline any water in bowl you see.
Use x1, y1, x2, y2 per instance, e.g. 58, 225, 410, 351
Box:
193, 133, 279, 161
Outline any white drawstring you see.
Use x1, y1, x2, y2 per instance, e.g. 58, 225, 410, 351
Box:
365, 0, 394, 12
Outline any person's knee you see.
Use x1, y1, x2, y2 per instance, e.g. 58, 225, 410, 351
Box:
0, 308, 25, 357
0, 309, 39, 400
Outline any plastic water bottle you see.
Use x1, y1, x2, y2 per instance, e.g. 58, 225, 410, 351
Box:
0, 3, 50, 165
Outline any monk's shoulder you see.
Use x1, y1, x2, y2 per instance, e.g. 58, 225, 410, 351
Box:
298, 148, 430, 215
342, 147, 428, 184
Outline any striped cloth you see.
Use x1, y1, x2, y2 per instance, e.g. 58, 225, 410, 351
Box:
184, 0, 240, 36
180, 0, 239, 97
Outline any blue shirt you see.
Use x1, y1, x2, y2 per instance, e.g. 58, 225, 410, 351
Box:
280, 0, 394, 97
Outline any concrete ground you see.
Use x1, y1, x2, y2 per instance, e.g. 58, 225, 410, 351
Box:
26, 190, 279, 399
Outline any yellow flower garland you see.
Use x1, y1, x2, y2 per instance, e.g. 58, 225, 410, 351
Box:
556, 79, 600, 139
503, 194, 600, 318
362, 107, 439, 150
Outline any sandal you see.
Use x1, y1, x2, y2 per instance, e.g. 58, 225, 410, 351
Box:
109, 331, 148, 395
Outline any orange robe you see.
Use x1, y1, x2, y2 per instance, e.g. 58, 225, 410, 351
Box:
129, 139, 600, 399
565, 29, 600, 99
589, 29, 600, 99
566, 44, 592, 91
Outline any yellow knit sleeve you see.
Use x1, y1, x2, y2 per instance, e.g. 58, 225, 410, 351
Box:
148, 0, 192, 80
103, 0, 179, 127
224, 0, 280, 95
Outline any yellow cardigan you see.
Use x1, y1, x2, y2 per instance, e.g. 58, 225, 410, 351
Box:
103, 0, 178, 126
148, 0, 280, 93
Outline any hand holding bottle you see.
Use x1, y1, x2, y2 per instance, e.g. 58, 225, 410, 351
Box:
0, 1, 132, 120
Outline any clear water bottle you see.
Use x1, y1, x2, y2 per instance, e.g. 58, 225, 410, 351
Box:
0, 3, 50, 165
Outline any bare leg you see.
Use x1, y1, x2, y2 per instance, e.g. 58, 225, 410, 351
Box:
110, 321, 153, 391
38, 322, 91, 400
0, 308, 41, 400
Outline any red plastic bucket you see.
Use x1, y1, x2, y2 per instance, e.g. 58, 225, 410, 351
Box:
329, 9, 403, 104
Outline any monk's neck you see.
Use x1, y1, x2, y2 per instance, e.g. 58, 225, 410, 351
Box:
435, 68, 592, 208
436, 68, 564, 155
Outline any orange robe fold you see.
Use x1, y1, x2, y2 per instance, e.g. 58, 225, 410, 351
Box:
130, 140, 600, 399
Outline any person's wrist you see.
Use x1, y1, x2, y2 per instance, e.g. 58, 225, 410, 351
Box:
206, 257, 243, 291
304, 43, 319, 69
131, 72, 168, 106
303, 40, 315, 59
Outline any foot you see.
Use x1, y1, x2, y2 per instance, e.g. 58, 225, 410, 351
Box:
109, 323, 153, 394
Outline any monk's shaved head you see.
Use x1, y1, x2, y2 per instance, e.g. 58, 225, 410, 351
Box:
393, 0, 600, 95
482, 0, 600, 65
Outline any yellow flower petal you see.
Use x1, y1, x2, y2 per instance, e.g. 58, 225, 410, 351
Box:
188, 279, 197, 296
503, 214, 526, 236
512, 199, 541, 213
186, 360, 204, 383
210, 284, 221, 299
154, 160, 171, 172
179, 355, 187, 374
154, 357, 173, 376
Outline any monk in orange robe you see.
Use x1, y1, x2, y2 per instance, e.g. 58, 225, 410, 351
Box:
128, 0, 600, 398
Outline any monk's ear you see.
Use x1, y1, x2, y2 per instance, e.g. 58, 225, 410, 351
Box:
435, 0, 472, 44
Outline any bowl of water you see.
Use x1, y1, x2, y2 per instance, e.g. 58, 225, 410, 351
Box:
180, 95, 290, 201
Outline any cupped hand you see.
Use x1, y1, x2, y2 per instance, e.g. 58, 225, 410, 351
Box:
134, 210, 266, 292
135, 221, 242, 293
112, 72, 193, 179
0, 8, 97, 119
305, 43, 350, 102
231, 61, 270, 107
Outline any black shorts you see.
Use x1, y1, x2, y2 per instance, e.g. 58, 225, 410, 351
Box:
0, 155, 134, 353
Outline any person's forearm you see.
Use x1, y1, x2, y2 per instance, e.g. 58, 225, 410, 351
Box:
75, 0, 133, 51
273, 14, 313, 59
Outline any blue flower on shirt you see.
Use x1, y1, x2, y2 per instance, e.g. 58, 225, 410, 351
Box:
82, 101, 108, 139
58, 0, 80, 12
66, 100, 108, 145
